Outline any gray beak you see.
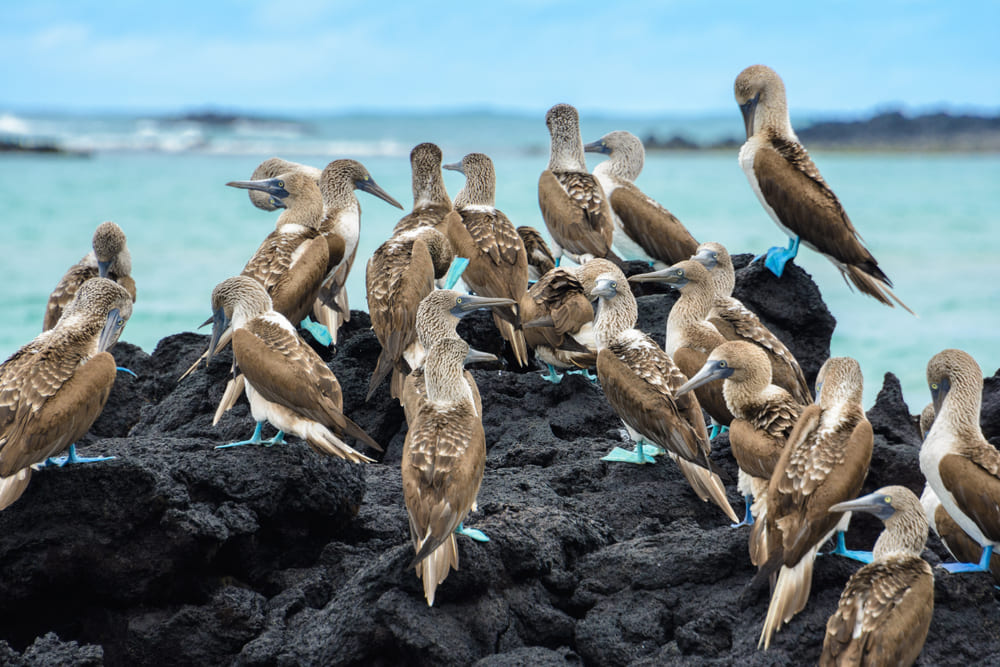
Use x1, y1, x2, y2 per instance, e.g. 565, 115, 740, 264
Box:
584, 139, 611, 155
98, 307, 125, 353
829, 491, 895, 521
691, 248, 718, 271
451, 294, 517, 317
675, 360, 734, 397
443, 161, 464, 174
207, 307, 229, 362
739, 93, 760, 140
356, 177, 403, 209
591, 278, 618, 300
464, 348, 499, 365
628, 267, 687, 289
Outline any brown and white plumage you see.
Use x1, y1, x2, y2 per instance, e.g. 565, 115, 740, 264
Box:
44, 221, 136, 331
517, 226, 556, 281
1, 278, 132, 510
919, 349, 1000, 570
585, 130, 698, 268
676, 340, 804, 562
734, 64, 912, 313
402, 337, 486, 606
246, 157, 321, 212
757, 356, 873, 649
365, 226, 454, 400
629, 259, 734, 429
592, 272, 738, 522
538, 104, 619, 265
920, 482, 1000, 583
444, 152, 530, 366
208, 277, 381, 463
821, 486, 933, 666
391, 143, 464, 240
314, 159, 403, 343
519, 268, 595, 372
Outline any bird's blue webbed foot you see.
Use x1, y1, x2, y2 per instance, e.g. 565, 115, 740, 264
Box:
540, 364, 564, 384
39, 444, 116, 468
754, 236, 800, 277
940, 545, 993, 573
602, 439, 664, 464
824, 531, 874, 563
300, 319, 333, 346
709, 424, 729, 440
116, 367, 138, 378
216, 422, 287, 449
731, 494, 755, 528
443, 257, 470, 290
566, 368, 598, 383
455, 522, 490, 542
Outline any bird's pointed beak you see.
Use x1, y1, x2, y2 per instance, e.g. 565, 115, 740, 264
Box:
931, 377, 950, 415
676, 360, 734, 397
464, 348, 499, 365
584, 140, 611, 155
628, 267, 687, 289
452, 295, 517, 317
356, 177, 403, 209
691, 248, 718, 271
97, 260, 111, 279
739, 93, 760, 140
98, 307, 125, 353
442, 161, 464, 174
591, 278, 619, 300
226, 177, 290, 200
207, 307, 229, 362
829, 491, 895, 520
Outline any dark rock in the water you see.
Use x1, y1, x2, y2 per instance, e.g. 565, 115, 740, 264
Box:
2, 256, 998, 666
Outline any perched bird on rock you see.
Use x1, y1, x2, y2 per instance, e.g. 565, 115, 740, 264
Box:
1, 278, 132, 510
821, 486, 933, 667
733, 64, 912, 313
519, 267, 595, 383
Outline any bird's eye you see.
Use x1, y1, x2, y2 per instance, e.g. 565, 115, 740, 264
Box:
456, 297, 463, 304
930, 382, 938, 390
117, 318, 124, 328
719, 361, 727, 368
884, 495, 892, 504
364, 175, 370, 181
611, 281, 617, 289
277, 180, 284, 188
269, 197, 277, 205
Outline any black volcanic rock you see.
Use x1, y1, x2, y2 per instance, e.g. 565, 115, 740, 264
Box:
1, 259, 998, 666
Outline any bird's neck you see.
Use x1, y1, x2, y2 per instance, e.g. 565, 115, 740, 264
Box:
413, 168, 451, 209
594, 294, 638, 350
454, 177, 495, 209
874, 512, 928, 560
548, 134, 586, 172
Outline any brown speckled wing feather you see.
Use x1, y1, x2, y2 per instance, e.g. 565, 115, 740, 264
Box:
393, 203, 454, 235
609, 184, 698, 265
939, 452, 1000, 542
820, 556, 933, 667
43, 263, 96, 330
538, 170, 613, 258
241, 230, 328, 323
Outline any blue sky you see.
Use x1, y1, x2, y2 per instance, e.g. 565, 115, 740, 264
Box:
4, 1, 998, 115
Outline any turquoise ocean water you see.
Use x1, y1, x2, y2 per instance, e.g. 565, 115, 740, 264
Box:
3, 111, 999, 409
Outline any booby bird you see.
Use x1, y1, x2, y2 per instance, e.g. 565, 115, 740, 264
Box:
1, 278, 132, 510
44, 221, 136, 331
516, 226, 556, 282
821, 486, 934, 666
756, 356, 873, 649
538, 104, 620, 265
629, 260, 734, 435
585, 130, 698, 268
919, 348, 1000, 573
207, 276, 381, 461
676, 341, 804, 541
690, 242, 811, 405
392, 143, 462, 237
314, 159, 403, 344
591, 272, 738, 522
519, 267, 596, 383
444, 152, 530, 367
733, 65, 912, 313
246, 157, 322, 212
365, 225, 455, 401
403, 337, 487, 606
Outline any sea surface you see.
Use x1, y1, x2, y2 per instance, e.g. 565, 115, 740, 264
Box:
2, 110, 999, 408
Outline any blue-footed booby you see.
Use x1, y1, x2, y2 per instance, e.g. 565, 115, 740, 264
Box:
756, 356, 873, 649
402, 337, 487, 606
517, 226, 556, 282
246, 157, 322, 212
207, 276, 381, 461
591, 272, 738, 523
691, 242, 811, 405
444, 152, 530, 367
677, 341, 804, 544
585, 130, 698, 267
1, 278, 132, 510
538, 104, 620, 266
44, 221, 136, 331
919, 348, 1000, 574
733, 65, 912, 314
315, 159, 404, 344
821, 486, 934, 666
365, 226, 455, 401
519, 267, 596, 383
629, 260, 734, 435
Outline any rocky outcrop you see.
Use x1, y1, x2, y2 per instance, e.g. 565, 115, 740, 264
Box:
1, 258, 997, 666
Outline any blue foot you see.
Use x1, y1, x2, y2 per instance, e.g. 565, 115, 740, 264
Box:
116, 366, 138, 378
601, 440, 664, 464
443, 257, 470, 290
40, 444, 115, 468
940, 545, 993, 573
731, 494, 755, 528
567, 368, 598, 383
300, 319, 333, 346
456, 522, 490, 542
755, 236, 800, 278
216, 423, 286, 449
709, 424, 729, 440
541, 364, 564, 384
824, 531, 874, 564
